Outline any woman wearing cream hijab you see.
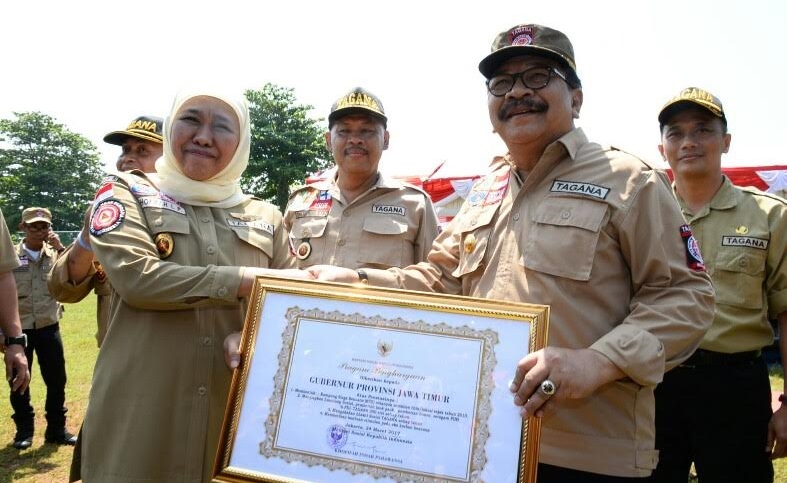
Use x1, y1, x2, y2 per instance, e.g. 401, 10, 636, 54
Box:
74, 87, 305, 482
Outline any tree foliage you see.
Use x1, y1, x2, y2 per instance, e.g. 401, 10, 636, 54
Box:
243, 84, 331, 211
0, 112, 103, 230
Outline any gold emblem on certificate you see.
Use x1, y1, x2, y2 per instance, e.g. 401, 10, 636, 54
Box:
377, 339, 393, 357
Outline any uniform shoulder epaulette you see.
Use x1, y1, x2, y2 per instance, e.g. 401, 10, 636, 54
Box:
607, 145, 659, 170
738, 185, 787, 205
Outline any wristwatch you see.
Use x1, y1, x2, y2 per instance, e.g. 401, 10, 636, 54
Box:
4, 334, 27, 348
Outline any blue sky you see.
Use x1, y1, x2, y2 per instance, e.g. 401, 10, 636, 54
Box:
1, 0, 784, 177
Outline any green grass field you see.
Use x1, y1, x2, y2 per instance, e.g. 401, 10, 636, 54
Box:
0, 296, 785, 482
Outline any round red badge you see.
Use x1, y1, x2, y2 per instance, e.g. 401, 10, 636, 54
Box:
90, 200, 126, 236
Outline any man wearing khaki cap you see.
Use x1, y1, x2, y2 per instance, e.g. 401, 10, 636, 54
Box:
310, 24, 715, 481
48, 115, 162, 347
9, 207, 75, 449
284, 87, 439, 271
223, 89, 440, 370
653, 87, 787, 482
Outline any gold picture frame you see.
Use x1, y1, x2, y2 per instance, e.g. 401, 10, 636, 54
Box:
213, 277, 549, 483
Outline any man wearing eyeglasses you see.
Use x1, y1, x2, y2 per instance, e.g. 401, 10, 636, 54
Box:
8, 207, 76, 449
310, 24, 714, 481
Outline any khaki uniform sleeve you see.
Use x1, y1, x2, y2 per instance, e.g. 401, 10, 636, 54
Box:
413, 194, 440, 264
765, 199, 787, 318
90, 176, 243, 310
366, 218, 463, 293
47, 243, 97, 303
0, 209, 19, 272
589, 171, 715, 385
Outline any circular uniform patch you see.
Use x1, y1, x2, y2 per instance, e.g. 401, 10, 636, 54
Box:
154, 233, 174, 259
296, 240, 312, 260
90, 200, 126, 236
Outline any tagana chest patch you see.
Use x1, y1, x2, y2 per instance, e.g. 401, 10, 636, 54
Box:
372, 204, 406, 216
550, 180, 610, 200
721, 235, 768, 250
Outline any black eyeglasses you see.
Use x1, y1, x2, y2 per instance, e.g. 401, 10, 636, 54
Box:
486, 66, 567, 97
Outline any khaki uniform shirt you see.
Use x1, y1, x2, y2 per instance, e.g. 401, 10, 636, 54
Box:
365, 128, 715, 477
48, 244, 113, 346
284, 173, 440, 269
677, 177, 787, 353
0, 209, 19, 272
80, 172, 294, 483
13, 241, 62, 330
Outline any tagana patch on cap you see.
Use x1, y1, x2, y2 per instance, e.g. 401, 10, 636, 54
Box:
658, 87, 726, 126
103, 115, 164, 146
22, 207, 53, 224
328, 87, 387, 128
479, 23, 578, 81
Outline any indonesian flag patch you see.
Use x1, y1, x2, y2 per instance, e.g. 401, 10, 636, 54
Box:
680, 224, 705, 271
93, 182, 115, 207
90, 200, 126, 236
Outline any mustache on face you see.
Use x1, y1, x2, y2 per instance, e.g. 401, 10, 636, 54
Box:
498, 98, 548, 120
344, 147, 368, 155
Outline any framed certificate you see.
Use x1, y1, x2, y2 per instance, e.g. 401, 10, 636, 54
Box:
213, 277, 549, 483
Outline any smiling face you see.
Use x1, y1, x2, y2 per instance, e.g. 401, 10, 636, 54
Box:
115, 138, 163, 172
170, 96, 241, 181
326, 114, 389, 182
658, 106, 731, 180
487, 55, 582, 155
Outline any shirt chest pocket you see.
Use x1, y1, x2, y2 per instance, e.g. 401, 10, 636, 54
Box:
359, 217, 409, 267
289, 217, 328, 242
229, 225, 274, 260
524, 197, 608, 281
712, 248, 766, 310
452, 207, 496, 278
142, 205, 191, 237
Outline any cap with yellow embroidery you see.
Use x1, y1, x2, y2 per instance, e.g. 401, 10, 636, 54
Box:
658, 87, 726, 127
103, 115, 164, 146
479, 24, 578, 82
22, 207, 52, 224
328, 87, 387, 128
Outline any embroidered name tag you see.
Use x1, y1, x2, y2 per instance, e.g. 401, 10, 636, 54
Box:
295, 210, 328, 219
227, 219, 274, 235
550, 180, 610, 200
722, 236, 768, 250
372, 204, 406, 216
138, 196, 187, 215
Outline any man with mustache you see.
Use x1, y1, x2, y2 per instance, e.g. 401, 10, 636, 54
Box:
48, 115, 162, 347
652, 88, 787, 482
310, 24, 715, 481
283, 87, 439, 271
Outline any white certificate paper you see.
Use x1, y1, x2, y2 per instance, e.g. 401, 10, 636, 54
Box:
216, 279, 547, 483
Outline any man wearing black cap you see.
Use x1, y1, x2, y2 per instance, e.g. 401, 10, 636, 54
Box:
283, 87, 439, 271
653, 88, 787, 482
310, 24, 715, 481
48, 115, 163, 347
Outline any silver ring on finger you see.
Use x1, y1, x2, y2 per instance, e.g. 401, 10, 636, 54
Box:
539, 379, 557, 397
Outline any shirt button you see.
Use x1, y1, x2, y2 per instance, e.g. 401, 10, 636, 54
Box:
207, 246, 216, 254
513, 213, 520, 221
337, 239, 346, 246
202, 337, 212, 346
197, 386, 207, 396
344, 210, 351, 217
302, 229, 309, 237
738, 258, 748, 267
201, 216, 211, 223
154, 218, 163, 226
471, 219, 477, 226
217, 287, 228, 297
561, 210, 571, 219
